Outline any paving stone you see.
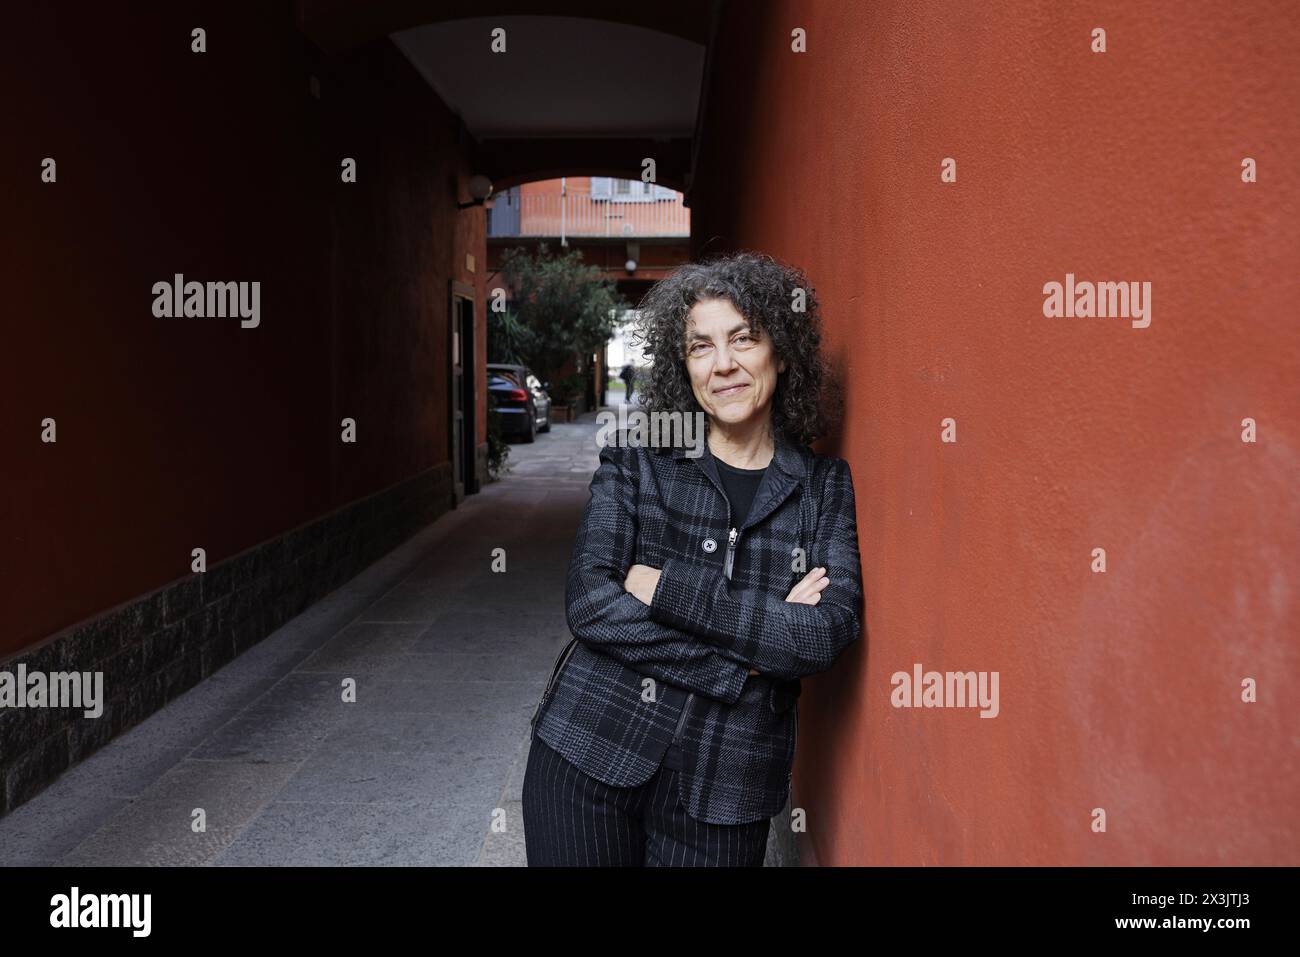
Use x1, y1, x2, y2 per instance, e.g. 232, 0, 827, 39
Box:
1, 413, 606, 868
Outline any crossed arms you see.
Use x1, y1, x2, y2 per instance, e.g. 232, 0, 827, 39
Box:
565, 443, 864, 704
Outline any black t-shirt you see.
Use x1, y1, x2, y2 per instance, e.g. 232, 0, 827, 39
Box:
711, 449, 768, 529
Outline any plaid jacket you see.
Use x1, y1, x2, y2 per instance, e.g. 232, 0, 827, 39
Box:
531, 426, 863, 825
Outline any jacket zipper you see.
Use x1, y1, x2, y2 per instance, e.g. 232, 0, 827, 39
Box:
723, 526, 739, 579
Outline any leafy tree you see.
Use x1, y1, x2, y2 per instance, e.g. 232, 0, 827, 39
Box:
492, 243, 625, 391
486, 307, 534, 367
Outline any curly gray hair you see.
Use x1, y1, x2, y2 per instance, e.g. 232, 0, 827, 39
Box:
627, 250, 836, 446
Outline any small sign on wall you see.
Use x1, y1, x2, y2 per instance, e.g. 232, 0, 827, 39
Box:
466, 253, 476, 273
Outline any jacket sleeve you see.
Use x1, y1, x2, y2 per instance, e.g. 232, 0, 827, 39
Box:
566, 440, 754, 705
647, 457, 863, 682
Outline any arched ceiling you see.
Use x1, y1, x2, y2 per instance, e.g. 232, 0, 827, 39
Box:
298, 0, 715, 53
297, 0, 724, 198
391, 16, 703, 140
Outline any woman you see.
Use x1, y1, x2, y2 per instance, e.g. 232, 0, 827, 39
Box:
522, 251, 863, 866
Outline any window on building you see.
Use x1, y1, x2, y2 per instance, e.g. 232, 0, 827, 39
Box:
591, 176, 678, 203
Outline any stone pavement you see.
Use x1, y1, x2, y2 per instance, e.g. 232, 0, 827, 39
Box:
0, 410, 607, 866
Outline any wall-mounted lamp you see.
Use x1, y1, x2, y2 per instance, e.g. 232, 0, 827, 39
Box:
458, 174, 494, 209
625, 258, 638, 274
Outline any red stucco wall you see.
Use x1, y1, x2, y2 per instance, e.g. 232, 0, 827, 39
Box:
1, 5, 486, 656
691, 0, 1300, 865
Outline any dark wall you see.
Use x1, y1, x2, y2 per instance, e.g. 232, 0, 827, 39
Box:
1, 3, 484, 656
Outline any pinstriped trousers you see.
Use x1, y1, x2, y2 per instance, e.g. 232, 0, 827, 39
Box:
522, 730, 770, 866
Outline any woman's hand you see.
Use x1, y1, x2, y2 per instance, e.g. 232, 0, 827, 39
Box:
626, 563, 763, 676
746, 570, 828, 676
786, 567, 829, 605
624, 563, 661, 606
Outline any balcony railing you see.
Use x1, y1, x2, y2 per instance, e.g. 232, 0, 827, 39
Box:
488, 191, 690, 238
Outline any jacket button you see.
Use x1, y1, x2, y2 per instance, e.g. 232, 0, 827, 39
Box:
701, 538, 717, 553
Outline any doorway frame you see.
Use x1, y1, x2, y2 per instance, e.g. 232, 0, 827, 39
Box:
449, 280, 479, 504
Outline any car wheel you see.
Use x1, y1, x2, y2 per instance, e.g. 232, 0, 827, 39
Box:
523, 409, 537, 443
539, 409, 551, 433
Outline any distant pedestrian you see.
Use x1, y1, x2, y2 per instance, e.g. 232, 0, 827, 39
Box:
620, 363, 637, 403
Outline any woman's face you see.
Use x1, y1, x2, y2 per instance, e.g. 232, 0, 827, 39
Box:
683, 298, 786, 431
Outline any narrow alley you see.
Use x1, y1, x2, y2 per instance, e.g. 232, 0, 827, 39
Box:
0, 415, 606, 866
5, 0, 1295, 887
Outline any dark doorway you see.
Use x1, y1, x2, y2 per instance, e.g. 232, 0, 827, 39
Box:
450, 281, 479, 503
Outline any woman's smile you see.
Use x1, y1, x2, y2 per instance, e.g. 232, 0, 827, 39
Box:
713, 382, 750, 397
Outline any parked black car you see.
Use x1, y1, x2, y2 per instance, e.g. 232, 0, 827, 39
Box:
487, 363, 551, 442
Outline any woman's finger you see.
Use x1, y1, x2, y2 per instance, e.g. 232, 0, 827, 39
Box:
797, 568, 828, 590
786, 568, 830, 603
785, 576, 812, 601
785, 574, 826, 598
795, 567, 825, 586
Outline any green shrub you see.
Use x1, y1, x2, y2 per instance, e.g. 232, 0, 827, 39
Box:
555, 372, 587, 405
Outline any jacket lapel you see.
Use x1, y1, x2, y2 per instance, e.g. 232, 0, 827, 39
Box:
669, 427, 808, 531
740, 430, 807, 530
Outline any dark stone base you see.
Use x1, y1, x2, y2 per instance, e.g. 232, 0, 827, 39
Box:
0, 464, 451, 818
